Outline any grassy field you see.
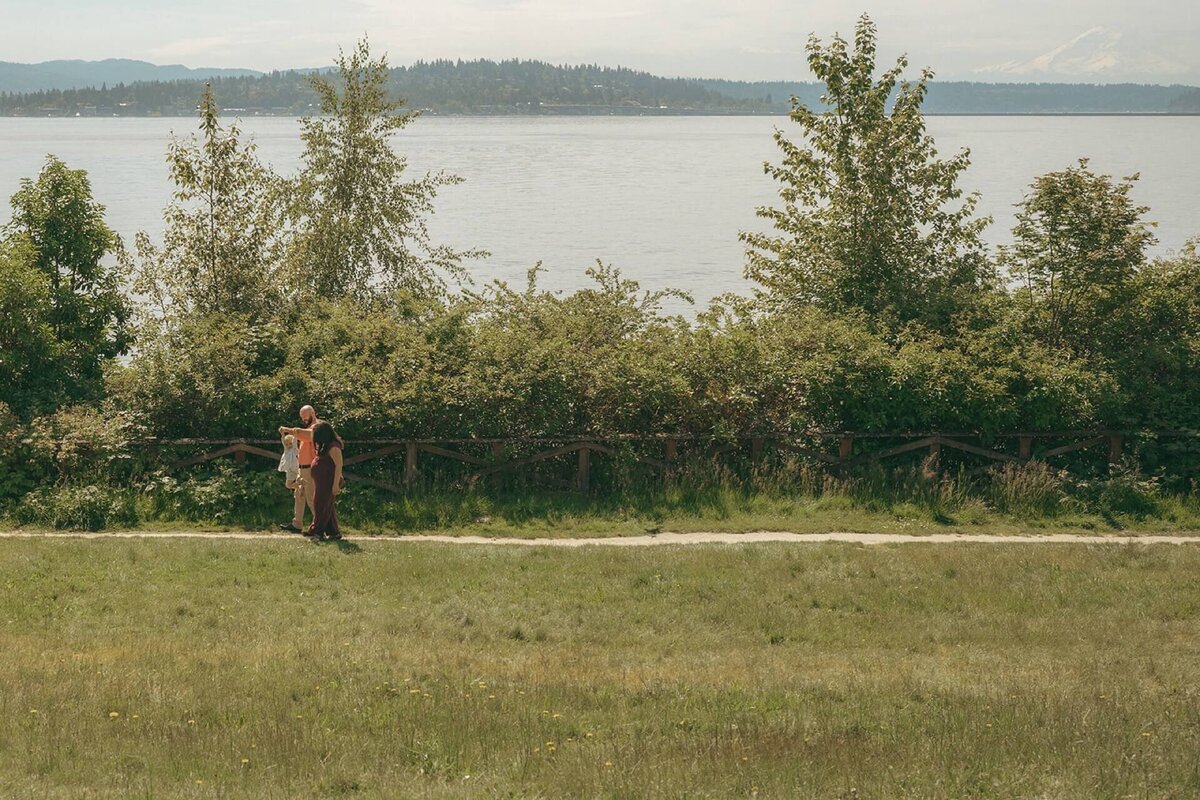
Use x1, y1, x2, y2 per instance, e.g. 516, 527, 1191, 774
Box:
1, 538, 1199, 798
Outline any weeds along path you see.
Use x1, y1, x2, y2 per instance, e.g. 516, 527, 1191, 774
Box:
3, 530, 1200, 546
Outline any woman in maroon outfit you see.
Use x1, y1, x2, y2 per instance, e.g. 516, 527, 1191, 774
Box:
283, 421, 344, 540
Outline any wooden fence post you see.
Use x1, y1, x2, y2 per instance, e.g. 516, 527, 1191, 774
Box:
751, 437, 764, 463
1108, 433, 1124, 468
663, 438, 678, 484
234, 446, 246, 466
577, 446, 591, 491
488, 441, 505, 486
926, 438, 941, 477
404, 442, 418, 485
1018, 435, 1033, 461
838, 436, 854, 460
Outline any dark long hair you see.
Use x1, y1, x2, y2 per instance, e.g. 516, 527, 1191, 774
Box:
311, 421, 343, 457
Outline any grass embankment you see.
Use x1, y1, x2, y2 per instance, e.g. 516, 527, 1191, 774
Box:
2, 538, 1198, 798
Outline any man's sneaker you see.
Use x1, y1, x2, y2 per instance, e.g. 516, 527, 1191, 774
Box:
279, 523, 303, 533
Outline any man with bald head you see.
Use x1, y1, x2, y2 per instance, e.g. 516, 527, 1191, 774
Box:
280, 405, 319, 532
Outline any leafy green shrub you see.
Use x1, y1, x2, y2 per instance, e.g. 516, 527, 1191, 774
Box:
0, 402, 33, 505
15, 484, 137, 531
22, 405, 144, 484
143, 465, 289, 525
1078, 471, 1164, 521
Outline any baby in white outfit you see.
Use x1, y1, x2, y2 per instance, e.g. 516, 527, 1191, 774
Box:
278, 433, 300, 490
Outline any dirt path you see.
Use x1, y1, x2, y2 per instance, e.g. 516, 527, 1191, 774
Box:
3, 530, 1200, 546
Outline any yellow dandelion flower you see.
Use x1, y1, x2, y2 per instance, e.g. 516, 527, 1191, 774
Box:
187, 719, 196, 726
132, 715, 140, 720
585, 732, 593, 738
109, 711, 120, 719
604, 761, 613, 768
552, 713, 561, 719
30, 709, 38, 715
488, 694, 495, 699
241, 758, 250, 764
1142, 732, 1152, 737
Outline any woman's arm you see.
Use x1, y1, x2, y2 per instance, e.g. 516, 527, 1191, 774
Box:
331, 447, 344, 495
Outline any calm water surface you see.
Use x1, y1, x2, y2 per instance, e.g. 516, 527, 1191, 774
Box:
1, 115, 1197, 313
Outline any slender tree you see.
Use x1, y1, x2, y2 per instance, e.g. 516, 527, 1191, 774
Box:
131, 83, 282, 319
1003, 159, 1156, 355
286, 38, 479, 302
742, 15, 990, 330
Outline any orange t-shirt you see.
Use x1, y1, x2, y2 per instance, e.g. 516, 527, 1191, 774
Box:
298, 421, 318, 466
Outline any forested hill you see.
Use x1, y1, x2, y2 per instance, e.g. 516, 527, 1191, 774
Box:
0, 60, 770, 116
2, 58, 1198, 116
0, 59, 259, 93
700, 78, 1200, 114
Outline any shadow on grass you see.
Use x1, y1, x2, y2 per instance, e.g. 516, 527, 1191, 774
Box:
327, 538, 363, 555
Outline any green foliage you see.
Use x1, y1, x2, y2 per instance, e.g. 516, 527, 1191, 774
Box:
0, 238, 59, 414
106, 312, 291, 438
21, 405, 143, 484
1104, 241, 1200, 431
143, 465, 287, 525
1004, 159, 1156, 355
742, 14, 990, 330
3, 156, 131, 412
0, 403, 33, 504
286, 39, 478, 302
15, 484, 137, 530
130, 84, 283, 319
1075, 471, 1166, 522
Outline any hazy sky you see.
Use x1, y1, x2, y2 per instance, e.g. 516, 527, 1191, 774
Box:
3, 0, 1198, 84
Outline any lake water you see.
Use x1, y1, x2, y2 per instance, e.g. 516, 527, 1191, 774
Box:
1, 115, 1197, 314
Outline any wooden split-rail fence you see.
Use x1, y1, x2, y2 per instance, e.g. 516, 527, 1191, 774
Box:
154, 430, 1195, 493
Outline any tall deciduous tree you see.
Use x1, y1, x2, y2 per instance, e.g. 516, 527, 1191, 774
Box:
1003, 159, 1156, 356
742, 15, 990, 330
286, 38, 479, 302
131, 83, 282, 319
4, 156, 130, 409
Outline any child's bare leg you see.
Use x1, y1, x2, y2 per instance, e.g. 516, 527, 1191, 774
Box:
292, 476, 307, 529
